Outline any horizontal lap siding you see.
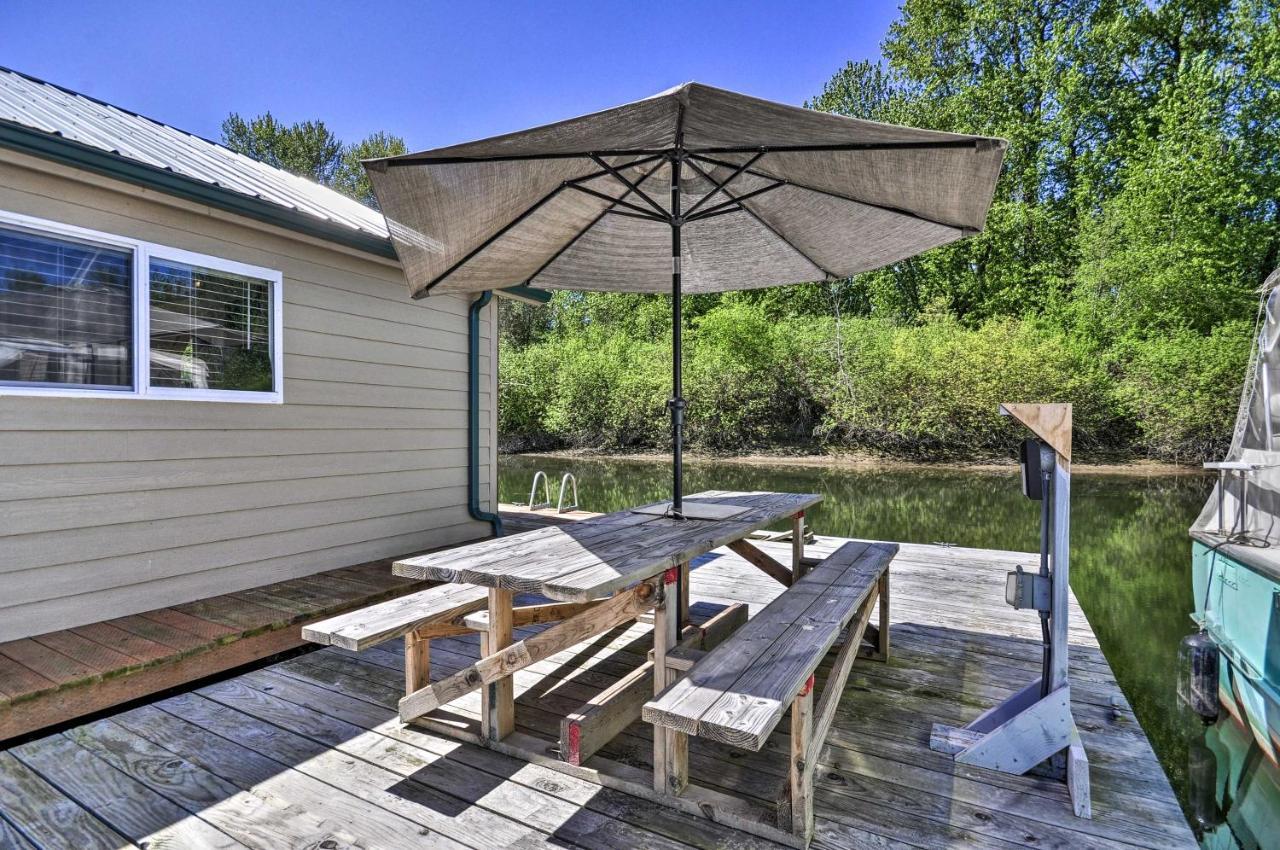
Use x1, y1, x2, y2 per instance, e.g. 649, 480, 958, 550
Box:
0, 153, 495, 641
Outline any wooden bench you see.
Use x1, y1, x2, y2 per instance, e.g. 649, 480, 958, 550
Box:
642, 540, 896, 846
303, 582, 610, 698
303, 583, 491, 694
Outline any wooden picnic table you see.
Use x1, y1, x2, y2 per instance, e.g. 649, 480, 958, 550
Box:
390, 490, 819, 746
304, 488, 900, 846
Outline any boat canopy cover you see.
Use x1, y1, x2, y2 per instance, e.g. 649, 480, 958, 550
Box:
1193, 268, 1280, 552
363, 82, 1006, 299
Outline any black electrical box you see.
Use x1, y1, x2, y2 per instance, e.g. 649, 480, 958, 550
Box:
1019, 438, 1044, 500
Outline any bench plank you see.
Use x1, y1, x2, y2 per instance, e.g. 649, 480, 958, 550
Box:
643, 541, 896, 751
640, 541, 872, 738
301, 583, 488, 651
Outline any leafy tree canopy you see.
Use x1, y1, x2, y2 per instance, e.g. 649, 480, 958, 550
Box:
220, 113, 406, 207
498, 0, 1279, 462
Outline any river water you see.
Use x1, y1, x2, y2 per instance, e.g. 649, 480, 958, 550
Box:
498, 454, 1274, 847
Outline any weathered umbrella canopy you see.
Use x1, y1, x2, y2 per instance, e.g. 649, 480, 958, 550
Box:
365, 82, 1006, 519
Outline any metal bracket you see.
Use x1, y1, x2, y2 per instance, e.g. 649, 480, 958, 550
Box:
1005, 566, 1051, 612
930, 683, 1090, 818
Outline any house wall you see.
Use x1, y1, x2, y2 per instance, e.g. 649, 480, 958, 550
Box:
0, 149, 496, 642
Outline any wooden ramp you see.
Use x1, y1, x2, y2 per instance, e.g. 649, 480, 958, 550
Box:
0, 517, 1195, 849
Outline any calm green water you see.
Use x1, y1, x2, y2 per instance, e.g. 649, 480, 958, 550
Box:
499, 454, 1216, 824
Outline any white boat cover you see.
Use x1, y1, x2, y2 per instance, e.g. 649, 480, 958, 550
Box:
364, 82, 1006, 299
1193, 268, 1280, 561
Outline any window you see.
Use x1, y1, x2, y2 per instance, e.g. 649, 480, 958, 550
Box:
0, 225, 133, 390
149, 259, 274, 393
0, 211, 282, 402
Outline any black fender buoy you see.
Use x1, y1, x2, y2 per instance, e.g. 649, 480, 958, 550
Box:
1179, 631, 1220, 723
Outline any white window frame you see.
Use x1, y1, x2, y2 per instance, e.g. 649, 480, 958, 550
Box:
0, 209, 283, 404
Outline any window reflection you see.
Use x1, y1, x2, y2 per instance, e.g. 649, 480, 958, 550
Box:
0, 226, 133, 389
149, 259, 274, 392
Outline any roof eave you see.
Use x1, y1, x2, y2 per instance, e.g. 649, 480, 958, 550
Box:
0, 118, 399, 261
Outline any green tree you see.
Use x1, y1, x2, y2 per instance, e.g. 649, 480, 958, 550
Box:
221, 114, 407, 208
221, 112, 344, 184
489, 0, 1280, 462
333, 131, 408, 207
1074, 55, 1270, 337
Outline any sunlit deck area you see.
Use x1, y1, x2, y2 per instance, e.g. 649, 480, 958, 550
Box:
0, 508, 1195, 849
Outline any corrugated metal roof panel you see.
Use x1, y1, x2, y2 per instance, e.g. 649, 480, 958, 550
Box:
0, 66, 391, 242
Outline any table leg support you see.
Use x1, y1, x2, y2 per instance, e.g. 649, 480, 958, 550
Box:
678, 561, 690, 625
782, 675, 815, 841
792, 511, 806, 580
483, 588, 515, 742
877, 571, 891, 661
405, 628, 430, 695
653, 567, 688, 795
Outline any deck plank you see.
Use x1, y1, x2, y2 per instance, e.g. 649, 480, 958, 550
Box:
0, 812, 38, 849
0, 518, 1196, 850
31, 629, 141, 672
0, 640, 98, 687
10, 734, 249, 849
0, 654, 56, 703
68, 714, 385, 850
0, 751, 137, 850
69, 622, 176, 666
137, 607, 238, 642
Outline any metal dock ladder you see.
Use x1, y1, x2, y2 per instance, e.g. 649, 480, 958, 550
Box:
525, 470, 580, 513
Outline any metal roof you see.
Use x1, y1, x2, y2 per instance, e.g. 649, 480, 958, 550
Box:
0, 66, 391, 245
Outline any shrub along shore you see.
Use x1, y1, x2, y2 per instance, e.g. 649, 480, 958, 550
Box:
499, 297, 1251, 465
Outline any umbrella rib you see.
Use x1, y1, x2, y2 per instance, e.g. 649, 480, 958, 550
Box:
525, 158, 667, 285
419, 183, 570, 297
684, 180, 786, 222
384, 139, 985, 166
689, 153, 973, 233
564, 183, 667, 221
589, 154, 671, 219
681, 151, 763, 218
682, 157, 834, 280
689, 139, 985, 155
386, 148, 672, 166
565, 153, 666, 186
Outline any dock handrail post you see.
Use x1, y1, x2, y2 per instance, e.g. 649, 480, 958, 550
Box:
929, 402, 1090, 820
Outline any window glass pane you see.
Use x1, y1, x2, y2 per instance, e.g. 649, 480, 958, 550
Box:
0, 225, 133, 389
149, 259, 274, 392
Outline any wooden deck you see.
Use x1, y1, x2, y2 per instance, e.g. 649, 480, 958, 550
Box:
0, 508, 1196, 849
0, 556, 435, 743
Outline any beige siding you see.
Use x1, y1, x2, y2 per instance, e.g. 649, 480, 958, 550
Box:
0, 151, 498, 641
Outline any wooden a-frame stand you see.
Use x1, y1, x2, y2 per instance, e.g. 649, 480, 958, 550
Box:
928, 403, 1091, 819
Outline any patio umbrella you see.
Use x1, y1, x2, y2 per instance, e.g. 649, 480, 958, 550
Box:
365, 82, 1006, 519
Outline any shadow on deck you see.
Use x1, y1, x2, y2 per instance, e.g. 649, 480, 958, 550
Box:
0, 509, 1196, 849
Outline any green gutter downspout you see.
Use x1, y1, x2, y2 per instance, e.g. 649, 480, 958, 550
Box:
469, 291, 503, 537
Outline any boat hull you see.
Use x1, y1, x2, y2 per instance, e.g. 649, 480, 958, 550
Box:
1191, 541, 1280, 766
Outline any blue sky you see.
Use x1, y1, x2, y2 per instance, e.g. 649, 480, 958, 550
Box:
0, 0, 896, 152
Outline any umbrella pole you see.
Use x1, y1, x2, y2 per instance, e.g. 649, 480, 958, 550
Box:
670, 151, 685, 522
670, 150, 686, 632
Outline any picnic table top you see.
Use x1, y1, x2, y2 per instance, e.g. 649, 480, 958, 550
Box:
392, 490, 821, 601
